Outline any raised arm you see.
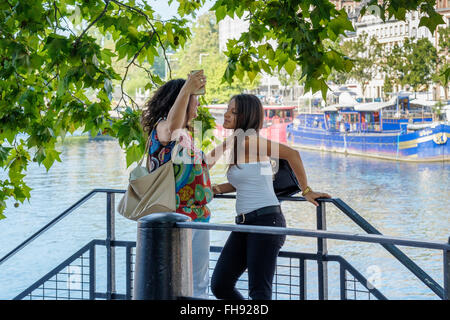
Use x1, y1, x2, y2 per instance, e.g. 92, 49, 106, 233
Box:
205, 136, 234, 168
157, 71, 206, 144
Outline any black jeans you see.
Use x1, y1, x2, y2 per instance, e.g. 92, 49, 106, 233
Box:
211, 210, 286, 300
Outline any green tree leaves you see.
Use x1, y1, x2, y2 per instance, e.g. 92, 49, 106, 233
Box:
215, 0, 357, 99
172, 12, 260, 104
435, 25, 450, 90
399, 38, 438, 92
338, 33, 382, 98
214, 0, 445, 100
0, 0, 446, 219
328, 9, 355, 41
0, 0, 193, 218
418, 7, 445, 34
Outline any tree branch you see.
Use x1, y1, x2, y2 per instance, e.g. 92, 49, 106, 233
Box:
74, 0, 110, 47
109, 0, 172, 79
53, 1, 58, 32
55, 6, 77, 36
131, 61, 159, 87
118, 32, 156, 110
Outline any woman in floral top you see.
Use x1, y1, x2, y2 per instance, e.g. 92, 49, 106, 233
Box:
148, 122, 213, 222
141, 71, 213, 298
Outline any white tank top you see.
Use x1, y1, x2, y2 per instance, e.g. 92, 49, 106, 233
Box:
227, 161, 280, 215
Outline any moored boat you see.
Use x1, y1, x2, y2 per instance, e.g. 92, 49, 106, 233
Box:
286, 96, 450, 162
206, 104, 295, 143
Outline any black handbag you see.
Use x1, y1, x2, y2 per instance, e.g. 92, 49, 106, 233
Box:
272, 158, 301, 197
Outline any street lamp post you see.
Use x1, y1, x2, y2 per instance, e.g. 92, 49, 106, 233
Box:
199, 53, 209, 65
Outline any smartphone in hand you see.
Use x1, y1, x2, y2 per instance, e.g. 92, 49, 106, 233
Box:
190, 70, 205, 95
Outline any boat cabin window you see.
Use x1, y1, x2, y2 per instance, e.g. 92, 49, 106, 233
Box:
285, 109, 292, 122
360, 111, 381, 131
268, 110, 280, 118
265, 108, 294, 123
347, 113, 360, 131
329, 112, 361, 132
325, 112, 338, 131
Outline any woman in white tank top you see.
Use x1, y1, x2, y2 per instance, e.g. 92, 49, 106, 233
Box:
208, 94, 331, 300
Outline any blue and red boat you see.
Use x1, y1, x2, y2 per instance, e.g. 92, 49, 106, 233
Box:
208, 104, 295, 143
286, 96, 450, 162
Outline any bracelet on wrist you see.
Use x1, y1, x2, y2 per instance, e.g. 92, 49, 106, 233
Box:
212, 184, 222, 194
302, 186, 312, 196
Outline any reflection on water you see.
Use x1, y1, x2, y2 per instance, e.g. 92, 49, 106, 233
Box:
0, 139, 448, 299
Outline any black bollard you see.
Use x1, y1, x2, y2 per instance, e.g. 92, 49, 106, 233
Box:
133, 213, 193, 300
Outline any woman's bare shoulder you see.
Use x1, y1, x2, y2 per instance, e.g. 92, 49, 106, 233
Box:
156, 120, 171, 146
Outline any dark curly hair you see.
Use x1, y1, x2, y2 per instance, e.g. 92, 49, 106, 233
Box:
141, 79, 186, 134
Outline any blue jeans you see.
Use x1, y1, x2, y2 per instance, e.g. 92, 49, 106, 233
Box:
191, 229, 210, 298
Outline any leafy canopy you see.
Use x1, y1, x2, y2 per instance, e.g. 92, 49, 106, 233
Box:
172, 11, 260, 104
0, 0, 446, 219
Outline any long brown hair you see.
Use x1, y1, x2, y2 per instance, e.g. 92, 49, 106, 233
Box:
228, 94, 264, 169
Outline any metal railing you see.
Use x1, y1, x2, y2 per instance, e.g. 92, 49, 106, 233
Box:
13, 239, 135, 300
209, 246, 385, 300
1, 189, 449, 300
12, 239, 386, 300
0, 189, 122, 266
176, 220, 449, 300
215, 194, 449, 299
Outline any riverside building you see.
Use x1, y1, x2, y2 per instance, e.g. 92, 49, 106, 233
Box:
218, 1, 450, 102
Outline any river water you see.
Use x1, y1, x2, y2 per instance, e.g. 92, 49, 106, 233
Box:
0, 137, 448, 300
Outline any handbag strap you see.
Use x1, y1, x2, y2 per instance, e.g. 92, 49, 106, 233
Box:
139, 117, 182, 168
138, 117, 163, 167
138, 135, 152, 167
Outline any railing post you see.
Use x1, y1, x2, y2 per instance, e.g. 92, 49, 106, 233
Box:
299, 258, 307, 300
444, 237, 450, 300
133, 213, 193, 300
316, 201, 328, 300
339, 264, 347, 300
89, 242, 96, 300
125, 246, 132, 300
106, 192, 116, 299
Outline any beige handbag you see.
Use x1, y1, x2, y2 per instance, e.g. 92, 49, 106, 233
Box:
118, 135, 178, 221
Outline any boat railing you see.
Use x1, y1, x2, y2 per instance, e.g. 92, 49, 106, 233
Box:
1, 189, 449, 300
382, 111, 434, 121
322, 122, 382, 133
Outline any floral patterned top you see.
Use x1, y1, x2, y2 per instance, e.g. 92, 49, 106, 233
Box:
148, 125, 212, 222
